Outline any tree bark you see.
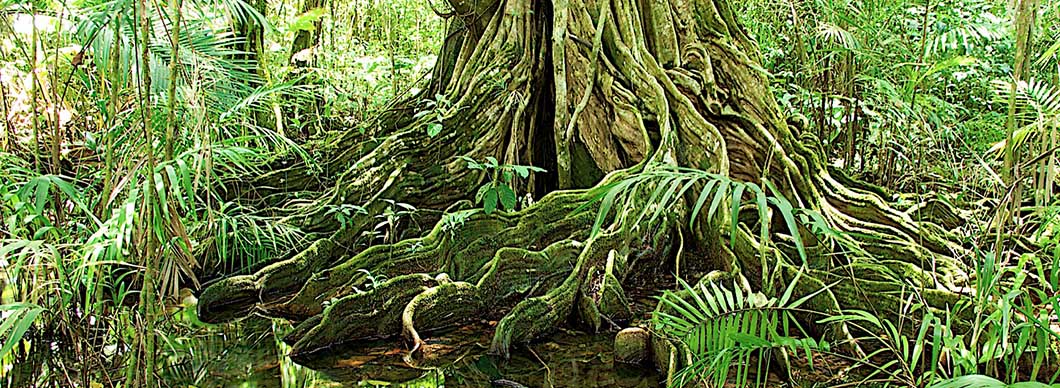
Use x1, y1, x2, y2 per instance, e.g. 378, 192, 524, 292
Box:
234, 0, 267, 82
198, 0, 973, 380
290, 0, 325, 66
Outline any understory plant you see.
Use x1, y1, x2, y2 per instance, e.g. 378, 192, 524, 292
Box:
462, 156, 546, 214
654, 271, 831, 387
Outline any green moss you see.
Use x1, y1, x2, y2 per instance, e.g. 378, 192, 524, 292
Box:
402, 281, 482, 350
197, 274, 259, 324
289, 274, 440, 355
614, 327, 651, 364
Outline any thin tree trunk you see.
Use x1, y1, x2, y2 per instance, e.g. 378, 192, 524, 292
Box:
386, 1, 397, 99
1003, 0, 1037, 188
165, 0, 182, 161
289, 0, 325, 66
30, 4, 39, 171
0, 72, 12, 150
50, 7, 63, 177
136, 0, 160, 384
99, 17, 123, 219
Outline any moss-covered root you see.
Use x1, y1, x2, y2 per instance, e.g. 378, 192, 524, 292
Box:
197, 238, 341, 323
488, 232, 632, 358
197, 274, 261, 324
401, 280, 483, 357
267, 191, 595, 321
285, 246, 570, 356
577, 249, 633, 331
268, 237, 449, 320
287, 274, 441, 358
286, 239, 586, 359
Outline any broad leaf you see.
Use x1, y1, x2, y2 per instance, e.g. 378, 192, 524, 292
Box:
498, 184, 517, 211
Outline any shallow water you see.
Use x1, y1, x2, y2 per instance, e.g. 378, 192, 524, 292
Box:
298, 324, 661, 387
191, 317, 661, 387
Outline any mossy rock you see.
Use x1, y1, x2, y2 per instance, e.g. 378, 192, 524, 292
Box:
614, 327, 651, 364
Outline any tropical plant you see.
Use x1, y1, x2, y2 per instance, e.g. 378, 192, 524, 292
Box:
462, 156, 546, 214
932, 374, 1060, 388
0, 303, 44, 360
586, 163, 863, 290
416, 93, 455, 137
654, 271, 831, 387
822, 249, 1060, 387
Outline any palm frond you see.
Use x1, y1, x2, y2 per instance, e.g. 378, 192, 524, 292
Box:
191, 201, 307, 275
587, 163, 846, 265
654, 272, 830, 387
992, 78, 1060, 118
816, 22, 860, 51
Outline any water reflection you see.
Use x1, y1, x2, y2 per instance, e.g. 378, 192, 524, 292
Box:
299, 324, 660, 387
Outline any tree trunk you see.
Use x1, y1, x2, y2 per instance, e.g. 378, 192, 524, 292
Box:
198, 0, 972, 380
234, 0, 268, 82
290, 0, 325, 66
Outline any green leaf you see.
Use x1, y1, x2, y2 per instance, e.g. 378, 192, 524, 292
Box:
689, 179, 719, 229
461, 156, 484, 170
47, 176, 100, 226
165, 165, 186, 210
706, 179, 730, 221
427, 122, 443, 137
818, 309, 881, 328
729, 183, 746, 246
591, 183, 623, 236
920, 56, 977, 82
746, 183, 769, 239
0, 240, 40, 259
33, 227, 56, 240
730, 332, 771, 347
929, 375, 1007, 388
648, 177, 687, 226
765, 180, 806, 264
498, 184, 517, 211
33, 179, 48, 216
636, 177, 676, 227
1012, 384, 1058, 388
289, 8, 327, 33
0, 303, 44, 359
177, 159, 194, 207
513, 166, 530, 178
577, 181, 618, 214
778, 270, 803, 306
476, 183, 493, 203
483, 189, 498, 214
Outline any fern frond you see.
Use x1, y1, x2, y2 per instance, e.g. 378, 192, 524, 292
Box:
654, 273, 829, 387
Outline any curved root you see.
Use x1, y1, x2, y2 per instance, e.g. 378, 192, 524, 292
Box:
400, 280, 481, 359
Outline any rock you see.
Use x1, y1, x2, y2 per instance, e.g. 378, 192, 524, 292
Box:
614, 327, 651, 364
491, 379, 528, 388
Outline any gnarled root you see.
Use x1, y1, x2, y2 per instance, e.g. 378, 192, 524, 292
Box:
401, 279, 481, 358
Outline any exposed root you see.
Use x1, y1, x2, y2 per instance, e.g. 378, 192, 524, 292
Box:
284, 273, 440, 357
401, 280, 481, 358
